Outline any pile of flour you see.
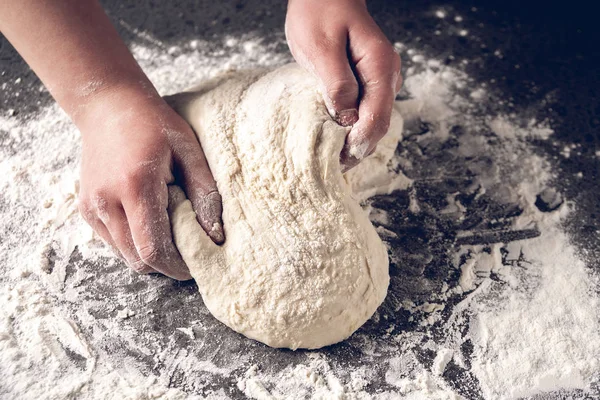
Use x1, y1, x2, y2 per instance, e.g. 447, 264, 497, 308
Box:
1, 31, 599, 400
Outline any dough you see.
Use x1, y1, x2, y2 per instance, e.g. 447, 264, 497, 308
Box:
166, 64, 403, 349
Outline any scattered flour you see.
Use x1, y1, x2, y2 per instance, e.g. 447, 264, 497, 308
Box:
470, 225, 600, 398
0, 22, 599, 400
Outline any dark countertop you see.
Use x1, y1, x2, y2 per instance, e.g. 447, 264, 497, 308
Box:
1, 1, 599, 398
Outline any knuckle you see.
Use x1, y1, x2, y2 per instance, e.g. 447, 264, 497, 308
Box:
372, 41, 400, 70
376, 40, 395, 56
203, 189, 222, 203
194, 189, 223, 224
372, 114, 392, 137
122, 169, 146, 194
121, 163, 163, 196
312, 32, 341, 53
391, 51, 401, 73
360, 113, 392, 140
174, 139, 200, 162
137, 244, 161, 265
396, 70, 404, 88
78, 199, 94, 222
325, 78, 358, 103
78, 189, 111, 223
80, 186, 110, 204
199, 189, 223, 209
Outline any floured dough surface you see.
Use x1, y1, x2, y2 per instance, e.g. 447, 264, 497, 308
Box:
166, 64, 403, 349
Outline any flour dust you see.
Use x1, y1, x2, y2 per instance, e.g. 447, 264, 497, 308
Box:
0, 31, 598, 400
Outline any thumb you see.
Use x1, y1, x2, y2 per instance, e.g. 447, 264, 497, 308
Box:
168, 185, 221, 262
173, 130, 225, 245
290, 32, 359, 127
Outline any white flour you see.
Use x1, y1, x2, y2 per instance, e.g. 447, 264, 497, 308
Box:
0, 31, 599, 399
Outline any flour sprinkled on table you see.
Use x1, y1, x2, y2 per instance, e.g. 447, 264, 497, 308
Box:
1, 20, 599, 400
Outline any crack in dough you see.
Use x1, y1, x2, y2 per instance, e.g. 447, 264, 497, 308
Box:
166, 64, 403, 349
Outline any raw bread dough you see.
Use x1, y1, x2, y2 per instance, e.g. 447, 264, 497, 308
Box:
166, 64, 403, 349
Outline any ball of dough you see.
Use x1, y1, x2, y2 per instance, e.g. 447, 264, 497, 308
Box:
166, 64, 403, 349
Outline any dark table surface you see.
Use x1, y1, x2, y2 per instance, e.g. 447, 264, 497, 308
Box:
2, 0, 599, 244
1, 1, 599, 398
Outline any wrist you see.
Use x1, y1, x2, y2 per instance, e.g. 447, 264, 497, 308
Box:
73, 77, 166, 136
59, 62, 159, 120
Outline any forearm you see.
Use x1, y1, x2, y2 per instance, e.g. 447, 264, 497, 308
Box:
0, 0, 156, 120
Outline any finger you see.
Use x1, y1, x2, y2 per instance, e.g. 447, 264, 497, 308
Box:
341, 145, 377, 173
102, 203, 156, 275
94, 220, 125, 261
342, 28, 401, 167
294, 32, 360, 126
123, 181, 192, 281
174, 133, 225, 245
79, 199, 124, 260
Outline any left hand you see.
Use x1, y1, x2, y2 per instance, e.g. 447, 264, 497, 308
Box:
286, 0, 402, 171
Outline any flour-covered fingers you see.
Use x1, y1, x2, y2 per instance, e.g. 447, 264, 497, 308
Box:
340, 144, 378, 173
306, 36, 360, 126
174, 133, 225, 245
93, 201, 154, 275
78, 200, 125, 260
342, 27, 401, 168
285, 1, 360, 127
122, 182, 192, 280
190, 189, 224, 243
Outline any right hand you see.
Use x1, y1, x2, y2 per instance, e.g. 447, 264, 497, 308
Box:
77, 86, 224, 280
285, 0, 402, 171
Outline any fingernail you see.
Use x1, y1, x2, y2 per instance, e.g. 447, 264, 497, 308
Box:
208, 221, 225, 245
349, 139, 370, 160
340, 144, 367, 173
340, 142, 368, 173
335, 109, 359, 127
340, 155, 360, 173
340, 124, 372, 172
341, 143, 376, 172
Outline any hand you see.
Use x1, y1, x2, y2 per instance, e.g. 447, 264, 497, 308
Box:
285, 0, 402, 170
77, 86, 224, 280
0, 0, 223, 280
